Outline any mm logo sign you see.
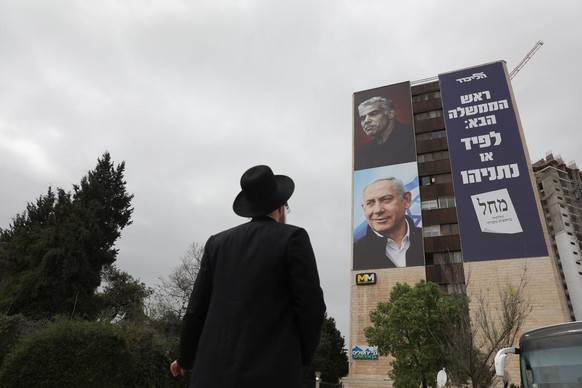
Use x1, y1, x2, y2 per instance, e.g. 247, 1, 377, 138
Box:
356, 272, 376, 285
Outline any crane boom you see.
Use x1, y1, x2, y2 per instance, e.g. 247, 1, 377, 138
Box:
509, 40, 544, 79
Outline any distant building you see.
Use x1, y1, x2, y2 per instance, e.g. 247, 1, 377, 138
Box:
533, 153, 582, 320
345, 62, 570, 388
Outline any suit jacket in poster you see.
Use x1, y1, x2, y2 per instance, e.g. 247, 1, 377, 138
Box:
178, 216, 326, 388
354, 120, 416, 170
353, 216, 424, 270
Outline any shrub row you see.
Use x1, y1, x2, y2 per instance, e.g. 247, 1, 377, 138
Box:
0, 316, 191, 387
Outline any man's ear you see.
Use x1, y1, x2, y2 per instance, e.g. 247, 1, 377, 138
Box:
403, 192, 412, 208
388, 109, 396, 119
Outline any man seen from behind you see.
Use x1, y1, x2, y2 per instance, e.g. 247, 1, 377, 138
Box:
170, 165, 326, 388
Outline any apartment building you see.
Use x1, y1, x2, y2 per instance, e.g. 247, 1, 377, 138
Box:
533, 153, 582, 320
344, 62, 570, 387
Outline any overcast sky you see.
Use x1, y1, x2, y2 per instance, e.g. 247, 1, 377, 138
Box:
1, 0, 581, 341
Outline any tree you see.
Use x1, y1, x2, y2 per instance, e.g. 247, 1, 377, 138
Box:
0, 152, 134, 318
442, 269, 531, 387
363, 270, 532, 388
364, 280, 462, 388
303, 314, 348, 384
98, 265, 153, 322
148, 242, 203, 321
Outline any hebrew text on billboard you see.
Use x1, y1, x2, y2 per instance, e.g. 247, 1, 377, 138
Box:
439, 61, 547, 262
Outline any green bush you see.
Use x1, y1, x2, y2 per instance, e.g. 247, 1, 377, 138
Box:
0, 317, 132, 387
122, 322, 188, 387
0, 317, 190, 388
0, 314, 29, 365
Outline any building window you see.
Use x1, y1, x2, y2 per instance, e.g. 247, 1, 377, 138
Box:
421, 197, 456, 210
416, 132, 431, 141
421, 200, 438, 210
423, 225, 441, 237
430, 130, 446, 139
418, 150, 449, 163
414, 110, 443, 121
440, 224, 460, 236
412, 91, 441, 102
416, 129, 447, 141
438, 197, 456, 208
422, 176, 436, 186
421, 174, 452, 186
422, 197, 456, 210
437, 174, 452, 184
434, 251, 463, 264
418, 154, 428, 163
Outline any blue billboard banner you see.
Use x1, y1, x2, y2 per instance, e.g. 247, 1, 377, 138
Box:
439, 61, 548, 262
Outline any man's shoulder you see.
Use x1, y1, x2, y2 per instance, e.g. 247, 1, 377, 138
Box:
391, 121, 414, 140
354, 227, 383, 251
354, 227, 371, 245
217, 218, 305, 237
394, 120, 413, 130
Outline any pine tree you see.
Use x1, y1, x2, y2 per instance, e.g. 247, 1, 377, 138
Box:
0, 152, 133, 318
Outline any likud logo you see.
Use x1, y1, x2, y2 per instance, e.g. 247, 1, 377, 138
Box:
356, 272, 376, 285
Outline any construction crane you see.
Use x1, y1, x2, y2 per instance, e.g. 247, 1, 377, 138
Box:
509, 40, 544, 79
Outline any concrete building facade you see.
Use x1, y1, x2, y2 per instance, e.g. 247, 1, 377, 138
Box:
533, 153, 582, 320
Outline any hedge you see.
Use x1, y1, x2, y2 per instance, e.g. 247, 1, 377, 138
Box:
0, 316, 190, 387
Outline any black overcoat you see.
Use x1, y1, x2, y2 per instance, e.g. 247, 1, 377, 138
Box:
178, 216, 326, 388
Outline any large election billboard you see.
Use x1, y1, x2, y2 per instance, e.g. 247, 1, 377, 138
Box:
439, 61, 548, 262
352, 82, 425, 270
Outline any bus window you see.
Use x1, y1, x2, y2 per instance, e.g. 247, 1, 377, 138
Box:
520, 338, 582, 386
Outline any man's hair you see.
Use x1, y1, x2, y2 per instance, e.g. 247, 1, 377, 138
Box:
362, 177, 406, 200
358, 96, 395, 114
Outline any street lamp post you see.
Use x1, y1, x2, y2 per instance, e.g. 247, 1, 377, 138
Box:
315, 371, 321, 388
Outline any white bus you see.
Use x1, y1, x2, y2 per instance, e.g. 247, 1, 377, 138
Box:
495, 321, 582, 387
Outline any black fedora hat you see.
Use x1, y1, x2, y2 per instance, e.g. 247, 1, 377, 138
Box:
233, 165, 294, 217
